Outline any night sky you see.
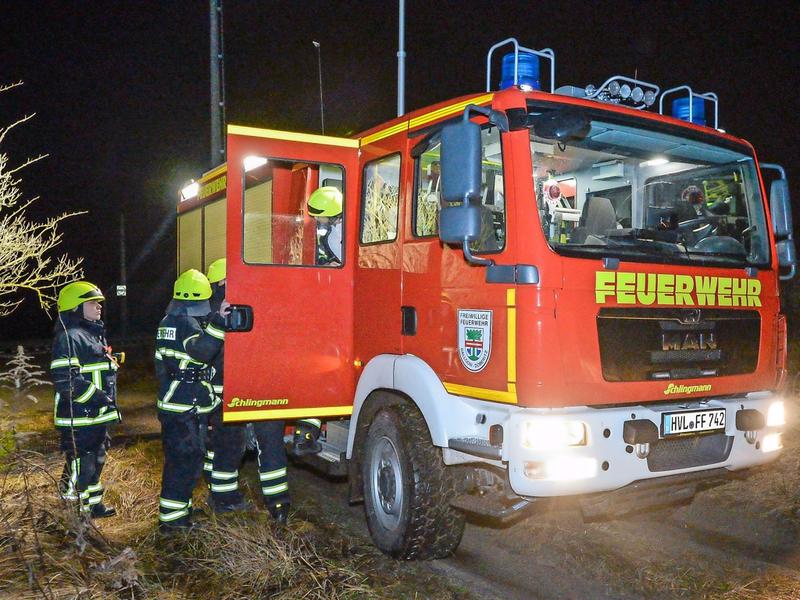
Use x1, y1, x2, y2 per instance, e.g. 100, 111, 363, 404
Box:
1, 1, 798, 342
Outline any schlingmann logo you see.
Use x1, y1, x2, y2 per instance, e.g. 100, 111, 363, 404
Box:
228, 397, 289, 408
663, 383, 712, 396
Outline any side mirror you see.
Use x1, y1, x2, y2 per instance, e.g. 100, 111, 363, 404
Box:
440, 120, 481, 205
762, 163, 796, 280
439, 119, 483, 246
770, 178, 792, 238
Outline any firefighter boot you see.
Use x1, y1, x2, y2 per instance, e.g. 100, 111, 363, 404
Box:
290, 422, 322, 457
90, 503, 117, 519
268, 502, 290, 525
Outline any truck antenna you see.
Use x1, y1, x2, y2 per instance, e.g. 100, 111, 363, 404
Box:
313, 41, 325, 135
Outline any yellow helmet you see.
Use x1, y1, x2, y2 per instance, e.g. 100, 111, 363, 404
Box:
58, 281, 104, 312
173, 269, 212, 300
206, 258, 226, 284
307, 186, 343, 217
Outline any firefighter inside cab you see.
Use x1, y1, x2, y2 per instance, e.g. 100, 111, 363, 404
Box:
308, 185, 343, 266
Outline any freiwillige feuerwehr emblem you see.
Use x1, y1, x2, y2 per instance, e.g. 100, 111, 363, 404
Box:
458, 310, 492, 372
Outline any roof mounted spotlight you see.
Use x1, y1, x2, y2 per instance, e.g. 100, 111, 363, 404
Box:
486, 37, 556, 94
180, 180, 199, 202
583, 76, 660, 109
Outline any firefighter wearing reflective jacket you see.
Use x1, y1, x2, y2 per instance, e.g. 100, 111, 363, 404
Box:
51, 281, 120, 517
155, 269, 227, 531
203, 259, 249, 513
203, 259, 291, 522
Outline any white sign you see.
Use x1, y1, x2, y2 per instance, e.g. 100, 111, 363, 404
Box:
458, 309, 493, 372
116, 285, 127, 297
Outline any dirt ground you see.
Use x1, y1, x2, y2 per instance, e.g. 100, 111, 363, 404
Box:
2, 360, 800, 599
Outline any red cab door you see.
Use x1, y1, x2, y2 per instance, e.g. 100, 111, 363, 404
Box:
223, 126, 359, 423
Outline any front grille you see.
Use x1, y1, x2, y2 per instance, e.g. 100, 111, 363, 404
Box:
647, 433, 733, 472
598, 307, 760, 381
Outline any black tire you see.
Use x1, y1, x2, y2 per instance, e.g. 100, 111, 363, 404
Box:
362, 403, 465, 560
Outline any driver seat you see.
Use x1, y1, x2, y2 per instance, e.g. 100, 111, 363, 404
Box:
572, 197, 616, 244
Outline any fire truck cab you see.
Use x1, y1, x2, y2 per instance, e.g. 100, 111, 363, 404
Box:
177, 39, 795, 559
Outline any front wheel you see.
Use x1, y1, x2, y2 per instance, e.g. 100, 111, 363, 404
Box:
362, 404, 465, 560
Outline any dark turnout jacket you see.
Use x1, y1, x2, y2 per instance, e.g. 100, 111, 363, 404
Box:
50, 313, 120, 428
155, 300, 225, 415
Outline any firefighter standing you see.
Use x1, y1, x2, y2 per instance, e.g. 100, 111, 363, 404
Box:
51, 281, 120, 517
155, 269, 226, 531
204, 259, 249, 513
203, 259, 291, 523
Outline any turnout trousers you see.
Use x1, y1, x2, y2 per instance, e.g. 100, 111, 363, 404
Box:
253, 421, 290, 509
205, 408, 246, 507
158, 410, 208, 528
59, 424, 108, 513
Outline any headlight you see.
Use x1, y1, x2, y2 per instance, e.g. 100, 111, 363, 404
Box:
762, 432, 782, 453
521, 419, 587, 450
767, 401, 785, 427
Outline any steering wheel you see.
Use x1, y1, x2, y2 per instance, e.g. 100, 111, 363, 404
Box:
677, 214, 716, 245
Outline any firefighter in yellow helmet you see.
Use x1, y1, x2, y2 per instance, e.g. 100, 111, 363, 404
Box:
203, 259, 290, 522
51, 281, 120, 517
308, 185, 343, 265
155, 269, 228, 531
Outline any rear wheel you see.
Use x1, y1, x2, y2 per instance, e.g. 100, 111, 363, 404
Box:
362, 403, 465, 559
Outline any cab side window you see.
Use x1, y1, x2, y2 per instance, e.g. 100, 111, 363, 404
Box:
242, 157, 344, 267
413, 127, 506, 252
360, 154, 401, 244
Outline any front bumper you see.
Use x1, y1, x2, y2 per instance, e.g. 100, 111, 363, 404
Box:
503, 392, 783, 499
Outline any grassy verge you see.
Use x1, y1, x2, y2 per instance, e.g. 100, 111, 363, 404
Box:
0, 386, 469, 600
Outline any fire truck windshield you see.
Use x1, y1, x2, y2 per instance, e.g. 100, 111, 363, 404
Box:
531, 112, 770, 268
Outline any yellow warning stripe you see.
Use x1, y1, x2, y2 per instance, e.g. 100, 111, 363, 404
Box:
507, 288, 517, 384
200, 163, 227, 184
227, 125, 359, 148
222, 405, 353, 423
408, 93, 495, 129
360, 93, 495, 147
360, 121, 409, 146
444, 382, 517, 405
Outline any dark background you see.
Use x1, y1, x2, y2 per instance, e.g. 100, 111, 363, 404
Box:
1, 1, 798, 343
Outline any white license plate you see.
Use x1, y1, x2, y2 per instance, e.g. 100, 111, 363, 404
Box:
662, 408, 726, 437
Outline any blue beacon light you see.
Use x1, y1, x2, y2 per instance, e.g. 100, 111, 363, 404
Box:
499, 52, 541, 91
672, 96, 706, 126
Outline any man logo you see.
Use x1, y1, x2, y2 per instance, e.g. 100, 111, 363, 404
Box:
680, 309, 702, 324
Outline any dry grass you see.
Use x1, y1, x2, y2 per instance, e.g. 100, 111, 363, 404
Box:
0, 435, 464, 600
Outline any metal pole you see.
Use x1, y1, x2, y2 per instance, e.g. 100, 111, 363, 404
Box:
210, 0, 223, 167
397, 0, 405, 116
313, 41, 325, 134
119, 212, 128, 339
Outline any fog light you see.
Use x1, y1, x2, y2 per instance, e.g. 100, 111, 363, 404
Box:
767, 401, 785, 427
762, 433, 782, 453
521, 419, 587, 450
523, 457, 598, 481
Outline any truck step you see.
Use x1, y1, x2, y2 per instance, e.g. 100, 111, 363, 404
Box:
448, 437, 502, 460
450, 493, 535, 523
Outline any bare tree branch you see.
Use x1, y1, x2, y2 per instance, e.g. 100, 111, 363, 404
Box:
0, 84, 84, 316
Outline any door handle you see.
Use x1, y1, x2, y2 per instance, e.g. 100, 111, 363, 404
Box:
227, 305, 254, 332
401, 306, 417, 336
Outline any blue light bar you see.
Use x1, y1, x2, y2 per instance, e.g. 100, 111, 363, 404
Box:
499, 51, 540, 91
672, 96, 706, 125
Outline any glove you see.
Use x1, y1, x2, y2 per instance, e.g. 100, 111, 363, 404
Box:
103, 433, 112, 451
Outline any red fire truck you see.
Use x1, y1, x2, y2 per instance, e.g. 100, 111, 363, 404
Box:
177, 39, 795, 559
